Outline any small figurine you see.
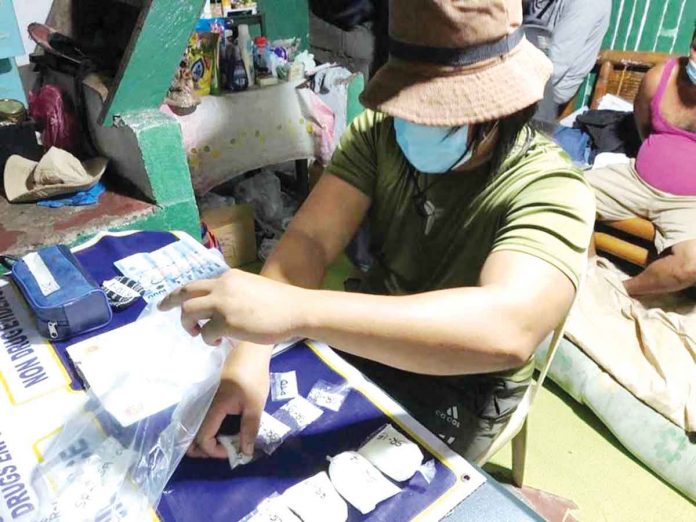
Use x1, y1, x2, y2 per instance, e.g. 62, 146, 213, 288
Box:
165, 60, 201, 116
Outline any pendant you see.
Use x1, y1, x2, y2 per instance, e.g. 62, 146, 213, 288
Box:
421, 200, 439, 236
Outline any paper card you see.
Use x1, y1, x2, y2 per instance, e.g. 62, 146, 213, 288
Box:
114, 235, 228, 303
270, 371, 299, 402
67, 308, 220, 427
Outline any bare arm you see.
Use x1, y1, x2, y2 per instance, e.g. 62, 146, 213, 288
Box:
295, 250, 575, 375
164, 173, 370, 458
634, 63, 662, 140
260, 173, 371, 288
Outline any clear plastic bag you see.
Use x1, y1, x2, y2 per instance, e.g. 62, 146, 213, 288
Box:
30, 307, 229, 521
234, 171, 284, 225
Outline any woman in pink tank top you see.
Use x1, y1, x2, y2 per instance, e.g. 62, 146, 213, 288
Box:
588, 35, 696, 298
635, 58, 696, 195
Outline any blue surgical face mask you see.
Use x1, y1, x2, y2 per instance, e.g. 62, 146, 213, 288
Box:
394, 118, 473, 174
687, 59, 696, 85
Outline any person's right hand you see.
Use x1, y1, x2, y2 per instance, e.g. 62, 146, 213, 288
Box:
187, 342, 272, 459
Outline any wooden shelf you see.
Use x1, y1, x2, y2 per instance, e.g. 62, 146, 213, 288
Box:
0, 187, 155, 256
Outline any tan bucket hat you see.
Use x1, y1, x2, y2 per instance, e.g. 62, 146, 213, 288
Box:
4, 147, 108, 203
361, 0, 553, 126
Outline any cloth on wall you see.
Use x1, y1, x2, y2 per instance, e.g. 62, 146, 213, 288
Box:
313, 66, 355, 143
565, 257, 696, 432
162, 80, 329, 195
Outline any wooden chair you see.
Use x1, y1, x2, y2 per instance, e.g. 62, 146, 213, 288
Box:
571, 50, 678, 267
476, 303, 573, 486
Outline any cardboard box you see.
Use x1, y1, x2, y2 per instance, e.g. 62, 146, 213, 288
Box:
202, 203, 257, 268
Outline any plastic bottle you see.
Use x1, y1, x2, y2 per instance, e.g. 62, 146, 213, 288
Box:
210, 0, 223, 17
253, 36, 270, 78
201, 0, 212, 18
229, 43, 249, 92
237, 25, 254, 86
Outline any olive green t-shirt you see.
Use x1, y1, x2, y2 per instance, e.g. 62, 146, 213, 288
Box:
327, 110, 596, 381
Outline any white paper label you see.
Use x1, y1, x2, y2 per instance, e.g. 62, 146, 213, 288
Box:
270, 371, 299, 402
23, 252, 60, 296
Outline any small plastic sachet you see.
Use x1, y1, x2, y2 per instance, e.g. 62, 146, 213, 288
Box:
358, 423, 424, 482
218, 434, 255, 470
418, 459, 437, 484
327, 451, 401, 515
257, 411, 293, 455
307, 380, 351, 412
270, 371, 299, 402
272, 396, 323, 432
219, 411, 293, 468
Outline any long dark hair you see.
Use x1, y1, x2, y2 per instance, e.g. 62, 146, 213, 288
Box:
488, 103, 539, 177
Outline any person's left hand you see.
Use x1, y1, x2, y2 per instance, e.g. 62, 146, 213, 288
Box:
159, 269, 305, 346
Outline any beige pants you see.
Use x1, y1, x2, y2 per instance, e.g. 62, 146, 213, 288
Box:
585, 161, 696, 254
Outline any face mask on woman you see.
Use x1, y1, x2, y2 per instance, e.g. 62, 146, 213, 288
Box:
394, 118, 473, 174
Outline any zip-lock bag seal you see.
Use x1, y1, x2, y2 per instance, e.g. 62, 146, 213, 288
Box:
0, 245, 112, 340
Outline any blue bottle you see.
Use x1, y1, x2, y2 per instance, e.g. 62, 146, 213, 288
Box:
228, 43, 249, 92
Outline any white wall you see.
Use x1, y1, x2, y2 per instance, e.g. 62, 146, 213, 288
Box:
12, 0, 54, 66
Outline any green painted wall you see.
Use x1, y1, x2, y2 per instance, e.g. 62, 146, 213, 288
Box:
258, 0, 309, 47
576, 0, 696, 107
603, 0, 695, 54
102, 0, 206, 125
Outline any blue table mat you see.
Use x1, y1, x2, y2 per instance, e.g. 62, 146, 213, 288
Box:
157, 342, 459, 521
55, 231, 466, 521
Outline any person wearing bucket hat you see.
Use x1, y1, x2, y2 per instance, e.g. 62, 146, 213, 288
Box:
160, 0, 596, 462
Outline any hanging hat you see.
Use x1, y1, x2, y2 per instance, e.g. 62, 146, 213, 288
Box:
360, 0, 553, 126
4, 147, 108, 203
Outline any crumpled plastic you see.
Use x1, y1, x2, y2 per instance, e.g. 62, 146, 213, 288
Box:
30, 306, 229, 521
37, 181, 106, 208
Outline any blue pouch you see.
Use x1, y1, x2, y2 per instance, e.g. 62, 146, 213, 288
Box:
1, 245, 112, 340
